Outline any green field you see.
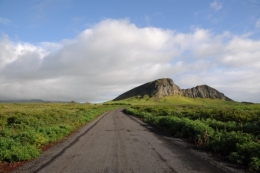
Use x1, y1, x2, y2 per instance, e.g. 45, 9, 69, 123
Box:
1, 95, 260, 171
110, 95, 260, 171
0, 103, 119, 162
106, 94, 242, 106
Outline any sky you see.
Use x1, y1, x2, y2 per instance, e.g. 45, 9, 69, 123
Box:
0, 0, 260, 103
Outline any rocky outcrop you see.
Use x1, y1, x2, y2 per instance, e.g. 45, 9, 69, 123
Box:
113, 78, 181, 101
181, 85, 232, 101
113, 78, 232, 101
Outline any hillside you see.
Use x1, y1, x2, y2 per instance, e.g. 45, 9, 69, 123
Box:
113, 78, 232, 101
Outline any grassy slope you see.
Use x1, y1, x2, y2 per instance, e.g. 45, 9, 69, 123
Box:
106, 94, 254, 107
108, 95, 260, 171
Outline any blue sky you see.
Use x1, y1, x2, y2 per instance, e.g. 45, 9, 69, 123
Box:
0, 0, 260, 102
1, 0, 260, 42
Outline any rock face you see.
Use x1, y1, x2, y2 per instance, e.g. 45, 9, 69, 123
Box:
113, 78, 181, 101
181, 85, 232, 101
113, 78, 232, 101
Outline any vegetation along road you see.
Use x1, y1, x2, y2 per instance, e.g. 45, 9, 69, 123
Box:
13, 108, 241, 173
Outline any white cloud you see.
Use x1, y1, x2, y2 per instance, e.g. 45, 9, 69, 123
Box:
0, 35, 47, 71
210, 1, 223, 11
0, 19, 260, 103
0, 17, 11, 25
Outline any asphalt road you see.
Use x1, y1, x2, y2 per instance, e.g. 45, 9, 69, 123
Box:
13, 109, 240, 173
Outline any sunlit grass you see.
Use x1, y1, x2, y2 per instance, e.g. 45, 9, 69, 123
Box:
109, 94, 260, 171
124, 101, 260, 171
0, 103, 120, 162
106, 94, 252, 107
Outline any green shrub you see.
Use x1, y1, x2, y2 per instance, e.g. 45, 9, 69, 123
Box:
0, 103, 119, 162
229, 141, 260, 170
125, 104, 260, 171
0, 137, 40, 162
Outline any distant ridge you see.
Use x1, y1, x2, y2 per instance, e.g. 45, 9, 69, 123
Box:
113, 78, 232, 101
0, 99, 45, 103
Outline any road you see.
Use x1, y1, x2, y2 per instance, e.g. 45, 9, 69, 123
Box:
13, 109, 239, 173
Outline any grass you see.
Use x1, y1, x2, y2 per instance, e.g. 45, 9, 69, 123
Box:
2, 94, 260, 171
0, 103, 120, 162
106, 94, 252, 107
109, 94, 260, 171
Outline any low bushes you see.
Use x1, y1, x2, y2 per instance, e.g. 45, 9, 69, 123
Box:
0, 103, 119, 162
125, 105, 260, 171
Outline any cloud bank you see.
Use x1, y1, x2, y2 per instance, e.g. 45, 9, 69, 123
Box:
0, 19, 259, 102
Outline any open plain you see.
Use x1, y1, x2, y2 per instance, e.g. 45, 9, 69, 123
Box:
13, 109, 244, 173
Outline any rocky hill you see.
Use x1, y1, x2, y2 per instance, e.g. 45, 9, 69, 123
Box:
113, 78, 232, 101
181, 85, 232, 100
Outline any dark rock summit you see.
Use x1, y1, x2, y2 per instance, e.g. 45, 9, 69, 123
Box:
113, 78, 181, 101
113, 78, 232, 101
181, 85, 232, 101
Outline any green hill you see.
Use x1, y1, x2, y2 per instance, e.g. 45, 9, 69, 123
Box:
106, 94, 244, 107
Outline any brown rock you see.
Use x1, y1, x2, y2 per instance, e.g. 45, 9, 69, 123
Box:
113, 78, 232, 101
181, 85, 232, 101
113, 78, 180, 101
